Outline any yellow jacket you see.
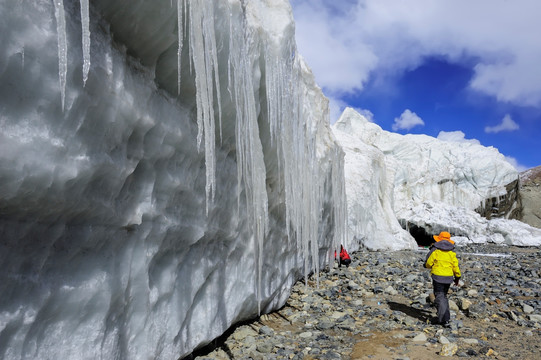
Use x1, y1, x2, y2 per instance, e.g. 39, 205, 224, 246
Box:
425, 247, 461, 279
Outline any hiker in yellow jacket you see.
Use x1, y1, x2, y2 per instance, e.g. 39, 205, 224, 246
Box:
425, 231, 461, 326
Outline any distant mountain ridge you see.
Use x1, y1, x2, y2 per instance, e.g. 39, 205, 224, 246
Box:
520, 165, 541, 185
520, 165, 541, 229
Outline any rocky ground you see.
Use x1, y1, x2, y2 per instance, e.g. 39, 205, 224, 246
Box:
188, 244, 541, 360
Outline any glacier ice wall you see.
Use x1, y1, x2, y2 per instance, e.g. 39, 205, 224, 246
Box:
332, 108, 534, 249
0, 0, 346, 359
332, 109, 416, 251
401, 201, 541, 246
335, 109, 518, 213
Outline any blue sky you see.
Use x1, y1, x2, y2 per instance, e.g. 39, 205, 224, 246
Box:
290, 0, 541, 171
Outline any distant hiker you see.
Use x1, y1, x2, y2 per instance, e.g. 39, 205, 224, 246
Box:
424, 231, 461, 326
336, 245, 351, 268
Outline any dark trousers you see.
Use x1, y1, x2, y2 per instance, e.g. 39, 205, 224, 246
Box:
339, 258, 351, 267
433, 280, 451, 324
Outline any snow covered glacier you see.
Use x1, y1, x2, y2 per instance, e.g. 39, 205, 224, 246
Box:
333, 108, 541, 250
0, 0, 346, 359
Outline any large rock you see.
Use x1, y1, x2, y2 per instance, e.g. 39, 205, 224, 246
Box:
519, 165, 541, 229
475, 178, 522, 220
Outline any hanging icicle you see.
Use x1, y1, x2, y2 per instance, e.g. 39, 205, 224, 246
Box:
80, 0, 90, 86
177, 0, 183, 95
185, 0, 222, 214
53, 0, 67, 110
227, 11, 269, 314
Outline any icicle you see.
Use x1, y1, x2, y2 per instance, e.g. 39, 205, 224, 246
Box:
185, 0, 190, 75
263, 43, 336, 286
177, 0, 183, 95
264, 44, 299, 249
332, 146, 348, 253
187, 0, 349, 311
227, 5, 270, 314
53, 0, 67, 111
202, 2, 223, 143
186, 0, 221, 213
80, 0, 90, 86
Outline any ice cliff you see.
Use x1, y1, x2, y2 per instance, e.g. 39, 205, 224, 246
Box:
331, 111, 415, 251
0, 1, 346, 359
333, 108, 541, 249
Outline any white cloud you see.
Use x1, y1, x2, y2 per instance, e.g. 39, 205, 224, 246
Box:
392, 109, 424, 131
504, 156, 528, 172
437, 131, 481, 145
290, 1, 377, 94
484, 114, 520, 133
356, 108, 374, 123
291, 0, 541, 106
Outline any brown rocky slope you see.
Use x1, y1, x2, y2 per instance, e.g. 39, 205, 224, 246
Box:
520, 165, 541, 229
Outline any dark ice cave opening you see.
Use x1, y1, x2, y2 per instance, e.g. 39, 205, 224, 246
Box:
404, 223, 434, 247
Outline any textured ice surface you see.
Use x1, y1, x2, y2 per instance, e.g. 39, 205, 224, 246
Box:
401, 201, 541, 246
0, 0, 346, 359
332, 110, 416, 251
333, 108, 540, 249
335, 108, 518, 213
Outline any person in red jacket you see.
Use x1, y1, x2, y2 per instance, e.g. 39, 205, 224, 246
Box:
338, 245, 351, 268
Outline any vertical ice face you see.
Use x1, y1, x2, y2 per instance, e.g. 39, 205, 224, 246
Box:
53, 0, 67, 110
0, 0, 347, 358
227, 4, 269, 312
333, 109, 416, 251
331, 145, 348, 257
256, 6, 348, 285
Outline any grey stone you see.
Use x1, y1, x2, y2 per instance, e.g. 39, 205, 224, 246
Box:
412, 332, 427, 342
232, 326, 257, 341
258, 325, 274, 336
459, 298, 472, 310
439, 335, 450, 344
316, 320, 334, 330
468, 302, 488, 318
256, 342, 273, 353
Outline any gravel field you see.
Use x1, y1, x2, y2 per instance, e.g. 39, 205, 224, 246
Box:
189, 244, 541, 360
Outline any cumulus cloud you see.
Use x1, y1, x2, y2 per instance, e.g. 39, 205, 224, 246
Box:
392, 109, 424, 131
290, 1, 377, 94
437, 131, 481, 145
356, 108, 375, 123
504, 156, 528, 172
484, 114, 520, 133
291, 0, 541, 106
